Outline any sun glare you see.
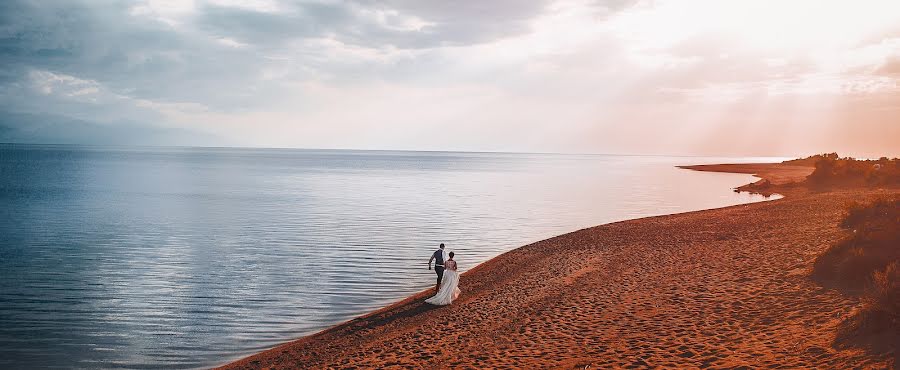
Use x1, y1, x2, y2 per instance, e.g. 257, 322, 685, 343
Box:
611, 0, 900, 54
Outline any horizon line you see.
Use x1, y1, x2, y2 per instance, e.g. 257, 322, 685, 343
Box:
0, 142, 805, 159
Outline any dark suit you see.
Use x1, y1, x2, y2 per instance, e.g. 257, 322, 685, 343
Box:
433, 249, 445, 285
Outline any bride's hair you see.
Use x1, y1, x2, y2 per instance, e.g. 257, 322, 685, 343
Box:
448, 251, 455, 259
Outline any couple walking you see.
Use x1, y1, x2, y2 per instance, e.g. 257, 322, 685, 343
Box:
426, 243, 461, 305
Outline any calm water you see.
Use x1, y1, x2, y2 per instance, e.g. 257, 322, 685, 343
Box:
0, 145, 782, 369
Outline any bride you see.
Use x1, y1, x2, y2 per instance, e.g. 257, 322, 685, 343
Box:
426, 251, 460, 305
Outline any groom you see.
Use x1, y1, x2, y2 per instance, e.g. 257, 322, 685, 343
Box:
428, 243, 448, 292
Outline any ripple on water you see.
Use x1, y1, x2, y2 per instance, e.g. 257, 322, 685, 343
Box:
0, 145, 779, 369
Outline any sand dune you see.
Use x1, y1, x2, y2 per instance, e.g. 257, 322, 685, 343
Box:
221, 163, 895, 369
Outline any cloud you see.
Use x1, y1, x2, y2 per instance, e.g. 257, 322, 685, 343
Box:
0, 111, 220, 146
876, 55, 900, 76
0, 0, 575, 111
0, 0, 897, 156
0, 0, 591, 147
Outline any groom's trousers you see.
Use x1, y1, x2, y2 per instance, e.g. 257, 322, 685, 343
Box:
434, 265, 445, 285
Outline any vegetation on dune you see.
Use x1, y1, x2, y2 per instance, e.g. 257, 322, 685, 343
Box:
781, 152, 842, 167
815, 197, 900, 288
868, 262, 900, 329
785, 153, 900, 188
813, 196, 900, 354
738, 153, 898, 196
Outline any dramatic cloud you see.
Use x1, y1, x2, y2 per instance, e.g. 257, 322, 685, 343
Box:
1, 0, 898, 156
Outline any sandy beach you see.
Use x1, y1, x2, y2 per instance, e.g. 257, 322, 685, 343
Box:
221, 163, 896, 369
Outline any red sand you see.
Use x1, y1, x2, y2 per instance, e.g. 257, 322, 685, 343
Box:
221, 163, 896, 369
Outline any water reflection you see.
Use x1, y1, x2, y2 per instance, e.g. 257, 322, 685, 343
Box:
0, 145, 779, 369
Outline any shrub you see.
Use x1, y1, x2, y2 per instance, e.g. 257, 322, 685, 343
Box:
868, 261, 900, 324
782, 153, 839, 166
816, 197, 900, 355
814, 197, 900, 289
802, 155, 900, 188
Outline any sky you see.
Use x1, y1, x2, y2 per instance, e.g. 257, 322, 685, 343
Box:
1, 0, 899, 157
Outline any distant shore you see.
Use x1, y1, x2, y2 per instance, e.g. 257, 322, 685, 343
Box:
221, 163, 895, 369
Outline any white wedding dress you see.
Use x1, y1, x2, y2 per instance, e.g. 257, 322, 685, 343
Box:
426, 260, 461, 305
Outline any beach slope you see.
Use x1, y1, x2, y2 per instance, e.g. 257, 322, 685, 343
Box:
222, 163, 895, 369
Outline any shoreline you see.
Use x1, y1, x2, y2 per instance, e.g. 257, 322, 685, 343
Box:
221, 163, 894, 369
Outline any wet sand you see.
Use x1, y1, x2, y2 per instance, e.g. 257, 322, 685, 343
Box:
221, 163, 895, 369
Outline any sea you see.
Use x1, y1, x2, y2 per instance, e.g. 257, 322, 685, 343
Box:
0, 144, 784, 369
